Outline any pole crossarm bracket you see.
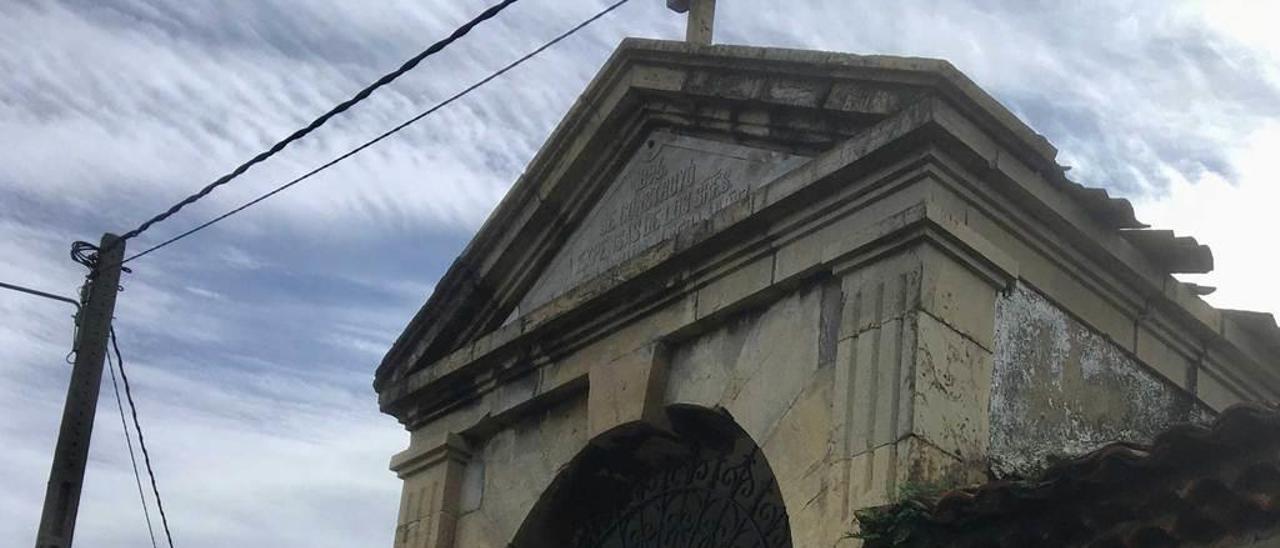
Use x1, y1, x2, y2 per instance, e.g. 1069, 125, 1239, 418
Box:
0, 280, 80, 311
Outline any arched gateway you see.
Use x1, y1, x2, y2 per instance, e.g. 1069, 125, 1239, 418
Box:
513, 406, 791, 548
375, 31, 1280, 548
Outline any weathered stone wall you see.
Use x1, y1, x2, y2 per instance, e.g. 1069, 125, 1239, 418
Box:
828, 243, 998, 532
431, 239, 1010, 547
431, 282, 839, 547
451, 397, 589, 548
989, 283, 1211, 478
377, 39, 1280, 548
665, 282, 836, 546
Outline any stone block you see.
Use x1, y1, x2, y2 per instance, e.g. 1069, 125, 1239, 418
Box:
845, 314, 915, 455
465, 397, 588, 545
918, 244, 998, 351
771, 179, 936, 284
451, 515, 500, 548
764, 77, 825, 108
1220, 314, 1280, 377
718, 288, 823, 442
468, 320, 522, 362
555, 293, 695, 381
845, 442, 899, 513
1197, 368, 1245, 411
408, 400, 490, 458
685, 68, 764, 100
662, 327, 732, 408
896, 435, 985, 488
629, 63, 686, 92
837, 436, 983, 542
824, 82, 912, 115
1161, 275, 1222, 334
665, 287, 825, 442
537, 353, 590, 398
694, 252, 775, 319
758, 367, 835, 548
839, 251, 921, 340
912, 313, 992, 462
492, 370, 541, 419
1134, 324, 1193, 389
587, 344, 668, 438
736, 108, 771, 127
1038, 266, 1135, 352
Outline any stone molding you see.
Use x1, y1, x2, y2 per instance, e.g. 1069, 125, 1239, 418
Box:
375, 37, 1073, 393
390, 433, 471, 479
380, 88, 1279, 429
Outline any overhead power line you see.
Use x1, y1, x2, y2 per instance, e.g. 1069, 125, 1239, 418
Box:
110, 327, 176, 548
106, 341, 160, 548
118, 0, 522, 244
121, 0, 632, 264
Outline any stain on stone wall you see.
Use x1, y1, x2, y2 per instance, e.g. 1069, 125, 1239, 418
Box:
990, 283, 1210, 478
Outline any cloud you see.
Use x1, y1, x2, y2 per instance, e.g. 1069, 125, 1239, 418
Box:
1133, 121, 1280, 317
1, 1, 1278, 547
710, 0, 1280, 197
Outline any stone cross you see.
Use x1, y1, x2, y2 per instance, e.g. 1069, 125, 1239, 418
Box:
667, 0, 716, 45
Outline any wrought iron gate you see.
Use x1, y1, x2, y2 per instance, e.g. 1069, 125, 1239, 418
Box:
572, 445, 792, 548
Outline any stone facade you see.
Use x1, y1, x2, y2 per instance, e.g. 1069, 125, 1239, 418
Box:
374, 39, 1280, 547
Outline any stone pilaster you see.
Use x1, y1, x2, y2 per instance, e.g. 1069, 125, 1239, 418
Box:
829, 240, 1004, 541
390, 434, 471, 548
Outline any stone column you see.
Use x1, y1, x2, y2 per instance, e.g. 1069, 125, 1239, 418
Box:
390, 434, 471, 548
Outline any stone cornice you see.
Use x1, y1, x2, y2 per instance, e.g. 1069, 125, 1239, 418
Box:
378, 92, 1280, 427
389, 433, 471, 478
375, 38, 1089, 393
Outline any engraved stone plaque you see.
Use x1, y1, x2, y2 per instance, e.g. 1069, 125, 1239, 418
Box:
517, 130, 809, 314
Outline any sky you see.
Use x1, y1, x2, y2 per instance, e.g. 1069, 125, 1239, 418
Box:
1, 0, 1278, 546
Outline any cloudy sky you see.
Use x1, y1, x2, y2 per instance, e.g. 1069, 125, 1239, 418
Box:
1, 0, 1278, 546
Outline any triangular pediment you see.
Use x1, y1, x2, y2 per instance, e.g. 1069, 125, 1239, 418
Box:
515, 130, 808, 316
376, 38, 1046, 390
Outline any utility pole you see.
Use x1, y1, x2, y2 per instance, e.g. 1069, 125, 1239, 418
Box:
34, 233, 125, 548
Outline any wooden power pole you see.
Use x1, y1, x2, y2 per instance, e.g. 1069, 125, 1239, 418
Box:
34, 233, 125, 548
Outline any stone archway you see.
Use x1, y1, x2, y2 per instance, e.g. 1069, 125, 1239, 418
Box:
512, 405, 792, 548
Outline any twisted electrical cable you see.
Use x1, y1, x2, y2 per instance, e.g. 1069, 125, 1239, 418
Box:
118, 0, 521, 244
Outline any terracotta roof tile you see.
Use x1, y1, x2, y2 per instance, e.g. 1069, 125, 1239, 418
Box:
862, 403, 1280, 547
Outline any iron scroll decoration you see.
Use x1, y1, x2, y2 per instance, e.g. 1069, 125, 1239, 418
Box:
572, 444, 792, 548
